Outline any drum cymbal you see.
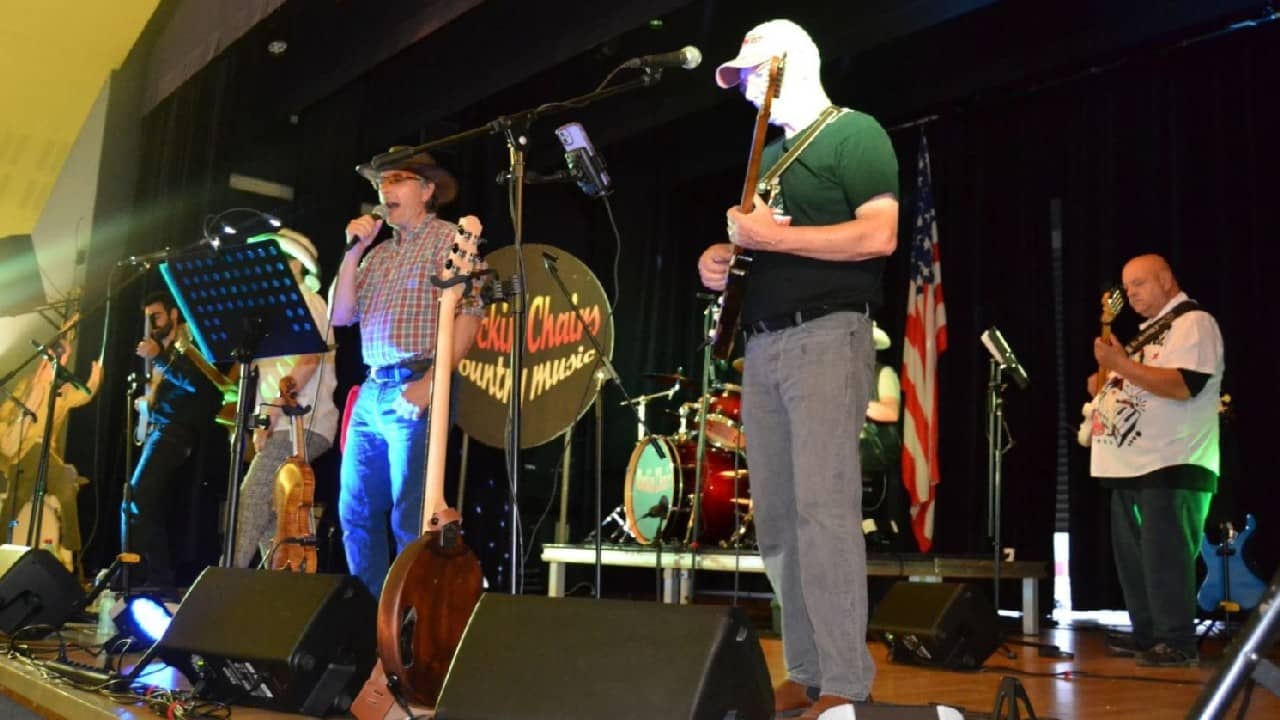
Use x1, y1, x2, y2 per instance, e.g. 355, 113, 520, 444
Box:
732, 357, 745, 374
642, 371, 690, 385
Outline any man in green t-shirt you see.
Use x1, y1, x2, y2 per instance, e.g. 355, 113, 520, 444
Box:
699, 18, 899, 720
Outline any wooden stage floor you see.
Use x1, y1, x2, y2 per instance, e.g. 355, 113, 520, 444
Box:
0, 612, 1275, 718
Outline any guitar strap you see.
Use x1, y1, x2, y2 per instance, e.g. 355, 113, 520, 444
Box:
1123, 300, 1200, 356
757, 105, 845, 204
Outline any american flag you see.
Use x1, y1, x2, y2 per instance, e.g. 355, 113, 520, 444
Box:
901, 136, 947, 553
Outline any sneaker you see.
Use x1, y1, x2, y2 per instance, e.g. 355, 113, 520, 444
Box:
1137, 643, 1199, 668
1105, 631, 1144, 657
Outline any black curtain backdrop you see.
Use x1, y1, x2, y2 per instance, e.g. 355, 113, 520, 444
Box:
71, 9, 1280, 611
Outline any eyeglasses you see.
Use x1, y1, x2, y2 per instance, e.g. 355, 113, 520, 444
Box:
376, 173, 423, 187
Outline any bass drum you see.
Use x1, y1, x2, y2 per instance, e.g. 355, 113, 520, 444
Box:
623, 436, 749, 546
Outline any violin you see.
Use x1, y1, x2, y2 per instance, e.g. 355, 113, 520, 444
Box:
270, 375, 318, 572
372, 217, 486, 707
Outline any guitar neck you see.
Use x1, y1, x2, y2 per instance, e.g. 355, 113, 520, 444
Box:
422, 296, 458, 529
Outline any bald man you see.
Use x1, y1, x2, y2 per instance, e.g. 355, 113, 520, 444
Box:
1087, 254, 1223, 667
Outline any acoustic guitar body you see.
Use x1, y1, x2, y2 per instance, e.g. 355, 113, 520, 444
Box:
376, 526, 483, 706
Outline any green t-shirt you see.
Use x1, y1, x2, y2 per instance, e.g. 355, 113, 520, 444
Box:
743, 108, 899, 324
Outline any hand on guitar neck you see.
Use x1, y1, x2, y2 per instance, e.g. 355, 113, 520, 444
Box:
1077, 287, 1125, 447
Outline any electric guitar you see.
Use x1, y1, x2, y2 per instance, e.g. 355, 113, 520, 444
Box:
1077, 286, 1125, 446
1197, 514, 1266, 612
708, 55, 785, 361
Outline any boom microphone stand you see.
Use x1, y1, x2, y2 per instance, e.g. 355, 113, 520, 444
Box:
368, 69, 666, 594
542, 251, 662, 599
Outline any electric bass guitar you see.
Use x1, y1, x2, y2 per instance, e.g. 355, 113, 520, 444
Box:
1077, 286, 1125, 446
358, 217, 487, 714
1197, 514, 1266, 613
708, 55, 785, 361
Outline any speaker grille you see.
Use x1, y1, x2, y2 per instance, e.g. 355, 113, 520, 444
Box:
436, 594, 774, 720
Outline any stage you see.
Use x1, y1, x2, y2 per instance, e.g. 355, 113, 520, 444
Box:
0, 610, 1273, 719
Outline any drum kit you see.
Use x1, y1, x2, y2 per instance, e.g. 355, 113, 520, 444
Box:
615, 365, 753, 549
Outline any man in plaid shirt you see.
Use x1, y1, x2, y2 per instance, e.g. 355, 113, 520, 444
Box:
331, 148, 484, 595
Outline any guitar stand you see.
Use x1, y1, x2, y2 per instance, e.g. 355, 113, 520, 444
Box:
1198, 600, 1243, 649
991, 676, 1038, 720
1188, 568, 1280, 719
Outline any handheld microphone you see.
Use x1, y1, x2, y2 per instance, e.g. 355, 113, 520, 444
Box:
555, 123, 611, 198
622, 46, 703, 70
345, 204, 388, 252
980, 326, 1030, 390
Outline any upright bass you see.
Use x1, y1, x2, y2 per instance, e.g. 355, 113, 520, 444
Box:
271, 375, 317, 572
364, 218, 487, 711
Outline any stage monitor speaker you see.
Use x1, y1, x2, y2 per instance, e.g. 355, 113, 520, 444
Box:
0, 545, 84, 636
435, 594, 773, 720
156, 567, 376, 717
869, 581, 1000, 670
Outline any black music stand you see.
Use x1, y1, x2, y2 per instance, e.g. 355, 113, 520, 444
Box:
159, 240, 328, 567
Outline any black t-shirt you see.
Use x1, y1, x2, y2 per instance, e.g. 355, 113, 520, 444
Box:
150, 339, 224, 433
743, 109, 900, 325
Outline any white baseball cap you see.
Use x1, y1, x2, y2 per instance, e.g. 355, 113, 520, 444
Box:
715, 19, 821, 89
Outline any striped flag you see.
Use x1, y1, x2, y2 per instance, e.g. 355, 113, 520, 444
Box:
901, 136, 947, 553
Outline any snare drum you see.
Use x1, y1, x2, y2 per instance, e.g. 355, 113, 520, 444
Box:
623, 436, 749, 545
700, 384, 745, 451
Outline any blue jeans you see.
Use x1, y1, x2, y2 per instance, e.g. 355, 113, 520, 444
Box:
742, 311, 877, 700
339, 375, 434, 596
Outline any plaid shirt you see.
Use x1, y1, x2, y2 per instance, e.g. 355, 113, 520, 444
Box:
355, 214, 483, 368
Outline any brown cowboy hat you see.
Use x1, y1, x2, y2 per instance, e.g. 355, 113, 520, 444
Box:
355, 146, 458, 205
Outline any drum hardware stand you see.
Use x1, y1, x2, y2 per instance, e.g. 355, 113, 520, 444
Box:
543, 252, 661, 599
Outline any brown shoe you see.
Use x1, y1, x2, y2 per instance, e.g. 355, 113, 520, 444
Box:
798, 694, 854, 720
774, 679, 818, 717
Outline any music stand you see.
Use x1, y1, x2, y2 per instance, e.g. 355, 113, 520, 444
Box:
159, 240, 328, 567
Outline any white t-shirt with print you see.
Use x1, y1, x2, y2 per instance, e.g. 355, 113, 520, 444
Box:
1090, 292, 1223, 478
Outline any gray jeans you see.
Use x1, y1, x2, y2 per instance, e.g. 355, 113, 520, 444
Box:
743, 311, 876, 700
232, 430, 332, 568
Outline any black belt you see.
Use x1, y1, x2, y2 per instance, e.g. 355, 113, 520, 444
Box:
367, 359, 432, 383
743, 304, 868, 337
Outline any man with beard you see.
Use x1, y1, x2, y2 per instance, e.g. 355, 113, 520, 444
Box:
127, 291, 224, 590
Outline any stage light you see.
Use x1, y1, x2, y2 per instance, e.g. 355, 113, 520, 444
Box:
266, 214, 283, 228
111, 595, 173, 644
221, 224, 237, 235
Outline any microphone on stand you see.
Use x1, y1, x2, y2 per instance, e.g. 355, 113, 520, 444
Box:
344, 204, 388, 252
495, 169, 572, 185
621, 46, 703, 70
555, 123, 612, 198
29, 340, 93, 394
980, 327, 1030, 390
115, 248, 172, 267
